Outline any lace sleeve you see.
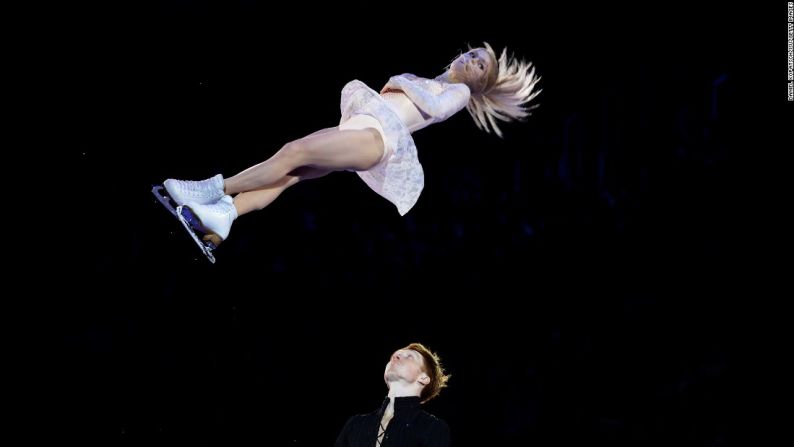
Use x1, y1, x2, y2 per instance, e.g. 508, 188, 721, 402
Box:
382, 75, 471, 122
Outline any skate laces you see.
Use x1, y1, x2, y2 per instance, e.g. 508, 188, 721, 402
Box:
180, 178, 218, 197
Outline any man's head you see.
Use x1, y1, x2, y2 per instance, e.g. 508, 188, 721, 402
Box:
383, 342, 450, 403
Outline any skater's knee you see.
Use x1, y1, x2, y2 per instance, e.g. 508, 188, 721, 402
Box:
280, 140, 308, 165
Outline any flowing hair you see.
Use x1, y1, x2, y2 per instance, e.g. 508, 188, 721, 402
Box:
446, 42, 542, 138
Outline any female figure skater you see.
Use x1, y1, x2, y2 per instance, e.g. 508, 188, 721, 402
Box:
153, 42, 541, 262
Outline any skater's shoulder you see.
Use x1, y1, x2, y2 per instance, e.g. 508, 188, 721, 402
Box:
415, 408, 448, 426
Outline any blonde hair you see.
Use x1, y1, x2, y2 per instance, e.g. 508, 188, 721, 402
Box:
447, 42, 542, 138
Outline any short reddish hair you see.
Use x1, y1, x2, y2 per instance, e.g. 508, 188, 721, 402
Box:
403, 343, 450, 403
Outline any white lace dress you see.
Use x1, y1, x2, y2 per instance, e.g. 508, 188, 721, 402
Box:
338, 74, 470, 216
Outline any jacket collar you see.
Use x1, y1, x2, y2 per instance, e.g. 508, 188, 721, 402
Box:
379, 395, 421, 415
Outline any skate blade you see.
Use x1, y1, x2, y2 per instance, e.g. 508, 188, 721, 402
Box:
151, 185, 178, 217
176, 205, 217, 264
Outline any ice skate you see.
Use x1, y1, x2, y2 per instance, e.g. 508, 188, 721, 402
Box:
175, 195, 238, 263
151, 174, 225, 217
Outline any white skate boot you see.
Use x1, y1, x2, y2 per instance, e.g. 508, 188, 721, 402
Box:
175, 195, 238, 263
152, 173, 225, 217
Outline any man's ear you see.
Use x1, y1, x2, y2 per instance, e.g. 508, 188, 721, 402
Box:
418, 373, 430, 386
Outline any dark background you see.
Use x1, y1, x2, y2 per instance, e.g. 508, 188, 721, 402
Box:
40, 1, 786, 445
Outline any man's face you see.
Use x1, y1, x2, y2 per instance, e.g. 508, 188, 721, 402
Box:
384, 348, 427, 385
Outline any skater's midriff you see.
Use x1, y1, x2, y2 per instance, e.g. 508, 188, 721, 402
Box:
380, 89, 427, 134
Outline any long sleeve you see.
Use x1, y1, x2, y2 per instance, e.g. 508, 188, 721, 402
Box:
382, 74, 470, 123
334, 415, 355, 447
425, 418, 450, 447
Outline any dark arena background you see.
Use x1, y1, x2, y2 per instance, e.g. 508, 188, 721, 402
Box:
44, 1, 783, 446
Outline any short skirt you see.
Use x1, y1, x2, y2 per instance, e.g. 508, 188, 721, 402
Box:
339, 79, 424, 216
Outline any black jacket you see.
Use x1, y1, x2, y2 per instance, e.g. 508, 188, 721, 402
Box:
335, 396, 450, 447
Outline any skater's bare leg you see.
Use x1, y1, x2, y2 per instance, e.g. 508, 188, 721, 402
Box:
232, 166, 331, 217
219, 126, 334, 196
223, 126, 384, 195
